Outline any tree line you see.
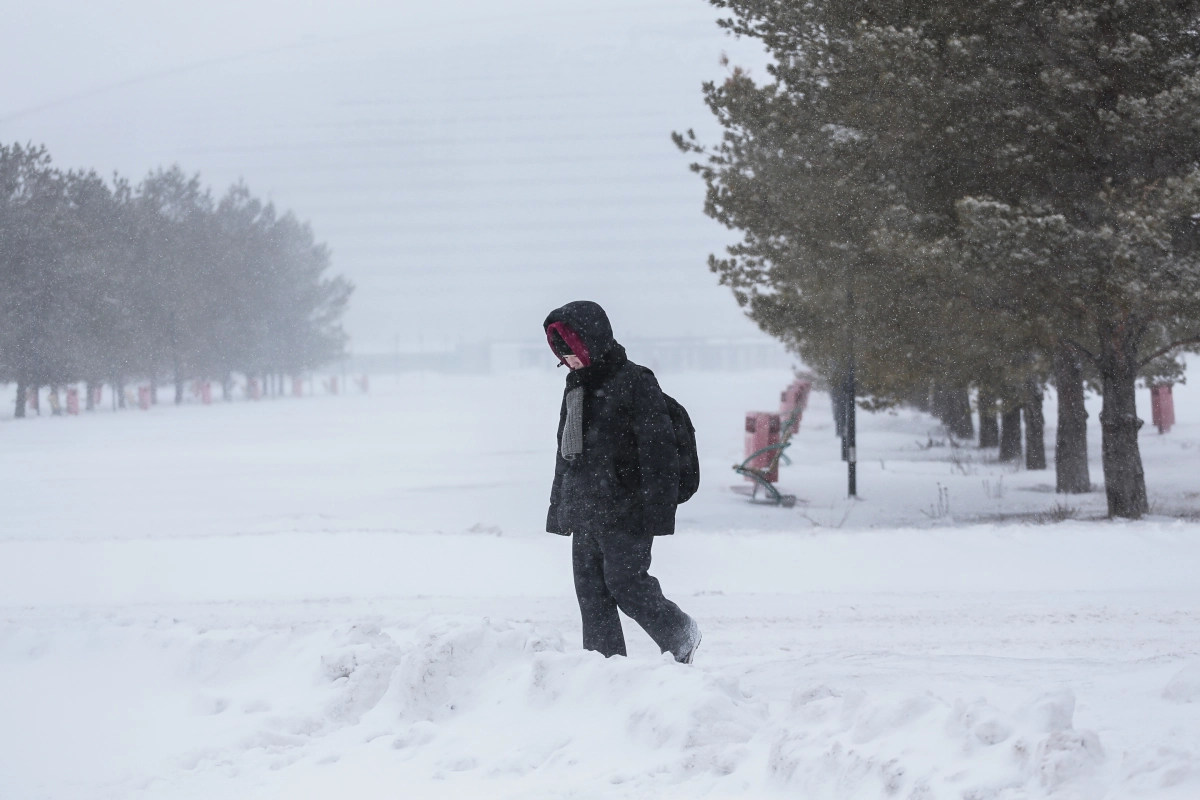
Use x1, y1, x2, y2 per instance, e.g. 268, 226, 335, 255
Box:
677, 0, 1200, 518
0, 143, 352, 414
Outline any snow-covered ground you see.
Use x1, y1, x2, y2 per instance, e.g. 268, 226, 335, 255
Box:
1, 369, 1198, 799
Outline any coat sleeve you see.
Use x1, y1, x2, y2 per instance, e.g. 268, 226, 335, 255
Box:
631, 368, 680, 536
546, 393, 569, 535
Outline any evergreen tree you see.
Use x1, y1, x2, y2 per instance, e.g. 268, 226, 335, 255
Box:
0, 144, 352, 410
0, 145, 73, 413
680, 0, 1200, 517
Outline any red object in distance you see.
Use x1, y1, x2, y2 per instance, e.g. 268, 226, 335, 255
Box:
744, 411, 782, 483
779, 379, 812, 435
1151, 384, 1175, 433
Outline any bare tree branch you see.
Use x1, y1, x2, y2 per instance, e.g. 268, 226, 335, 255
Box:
1138, 334, 1200, 368
1061, 338, 1101, 367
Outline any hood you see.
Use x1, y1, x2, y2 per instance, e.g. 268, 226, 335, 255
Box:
543, 301, 620, 362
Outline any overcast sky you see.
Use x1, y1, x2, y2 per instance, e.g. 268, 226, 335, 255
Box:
0, 0, 769, 352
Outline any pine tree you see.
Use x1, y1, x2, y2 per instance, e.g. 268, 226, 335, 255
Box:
0, 145, 73, 413
682, 0, 1200, 517
0, 145, 353, 407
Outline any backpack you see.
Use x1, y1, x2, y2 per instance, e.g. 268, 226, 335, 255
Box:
662, 393, 700, 503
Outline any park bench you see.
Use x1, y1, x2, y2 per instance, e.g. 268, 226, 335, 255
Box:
733, 378, 811, 507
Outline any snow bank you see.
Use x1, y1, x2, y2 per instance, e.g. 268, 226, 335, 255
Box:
87, 617, 1182, 799
182, 618, 768, 797
769, 686, 1107, 798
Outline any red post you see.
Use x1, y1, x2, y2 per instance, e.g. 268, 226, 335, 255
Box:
138, 386, 151, 410
1150, 384, 1175, 434
66, 387, 80, 415
329, 376, 339, 395
248, 378, 261, 401
200, 381, 212, 405
90, 384, 103, 408
292, 376, 304, 396
744, 412, 782, 483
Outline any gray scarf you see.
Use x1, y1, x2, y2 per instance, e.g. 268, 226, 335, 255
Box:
561, 387, 584, 460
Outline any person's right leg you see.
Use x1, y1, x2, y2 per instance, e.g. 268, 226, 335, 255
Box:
593, 529, 694, 658
572, 530, 627, 657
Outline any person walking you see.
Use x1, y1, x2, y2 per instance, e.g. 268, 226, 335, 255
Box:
544, 301, 701, 663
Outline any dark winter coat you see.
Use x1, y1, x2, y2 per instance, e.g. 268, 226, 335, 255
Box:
544, 301, 680, 537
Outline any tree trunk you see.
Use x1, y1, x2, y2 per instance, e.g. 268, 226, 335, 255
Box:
116, 377, 126, 409
1098, 321, 1149, 518
1053, 346, 1091, 493
150, 374, 158, 405
1023, 381, 1047, 470
999, 400, 1023, 462
942, 387, 974, 439
175, 377, 184, 405
85, 381, 96, 412
914, 385, 933, 414
222, 374, 232, 402
978, 389, 999, 447
14, 380, 25, 418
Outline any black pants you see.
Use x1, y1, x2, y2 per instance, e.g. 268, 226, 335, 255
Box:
572, 529, 691, 658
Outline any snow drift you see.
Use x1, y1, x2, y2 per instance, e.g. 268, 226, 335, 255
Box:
105, 617, 1176, 799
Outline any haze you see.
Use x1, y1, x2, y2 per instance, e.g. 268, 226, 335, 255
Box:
0, 0, 770, 352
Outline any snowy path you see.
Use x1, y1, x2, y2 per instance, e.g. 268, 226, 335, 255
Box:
1, 370, 1198, 798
